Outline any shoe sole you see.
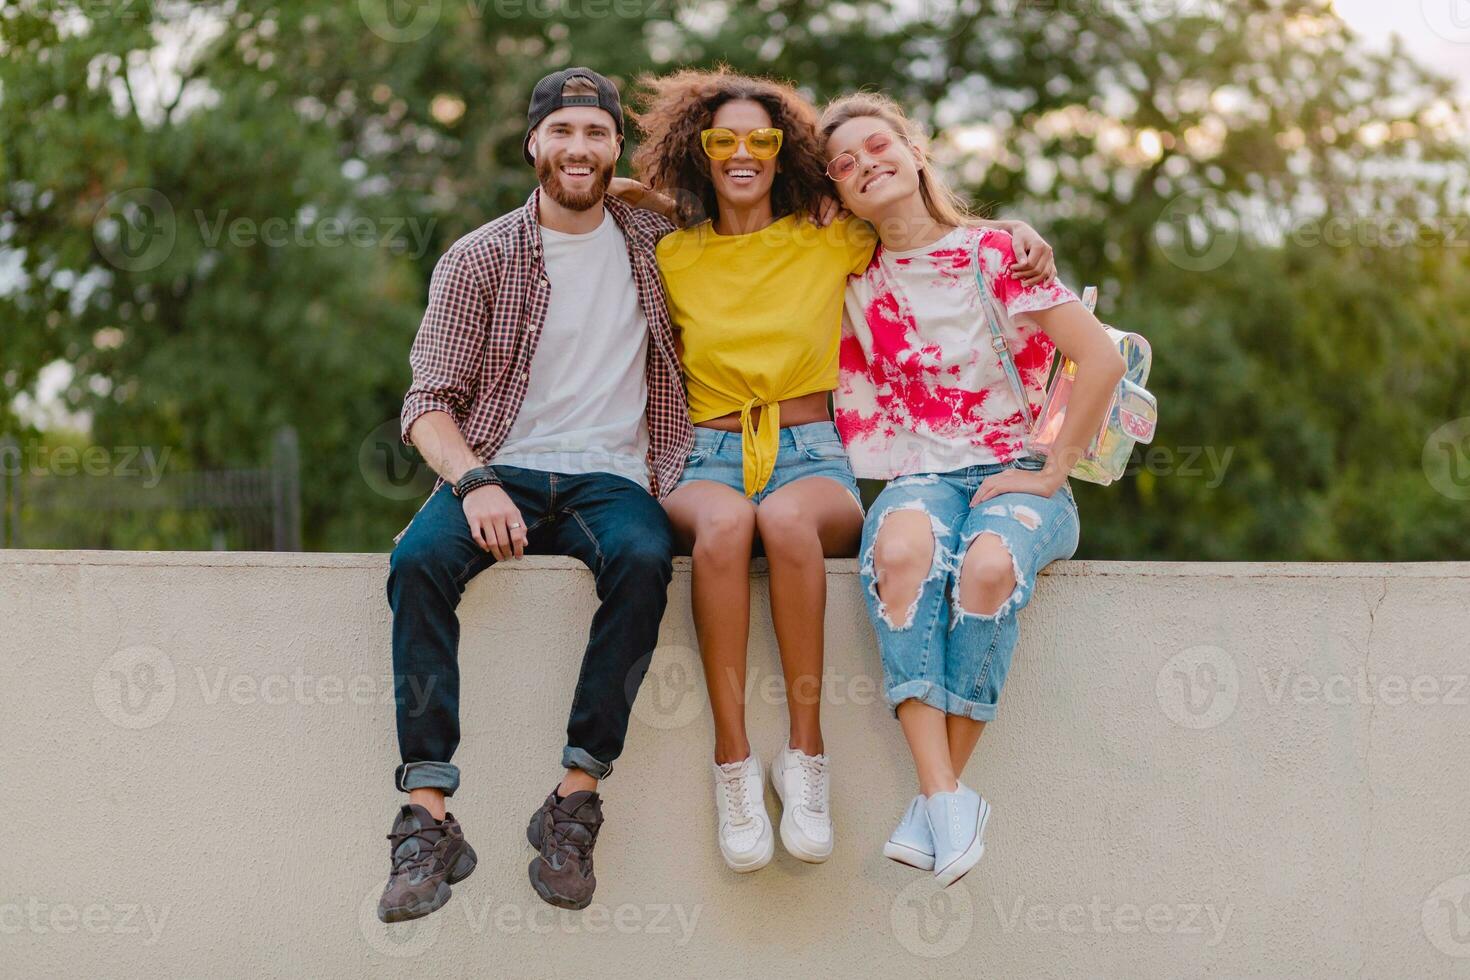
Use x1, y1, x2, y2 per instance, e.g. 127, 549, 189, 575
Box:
377, 843, 478, 923
721, 828, 775, 873
770, 757, 832, 863
883, 840, 936, 872
934, 797, 990, 888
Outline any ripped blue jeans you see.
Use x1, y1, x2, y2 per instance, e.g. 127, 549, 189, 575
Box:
858, 458, 1079, 721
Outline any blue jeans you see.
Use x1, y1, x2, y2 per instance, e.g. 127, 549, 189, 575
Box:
858, 458, 1079, 721
387, 466, 674, 796
677, 421, 863, 511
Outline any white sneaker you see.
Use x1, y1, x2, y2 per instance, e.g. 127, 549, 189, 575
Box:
712, 755, 774, 872
926, 782, 991, 888
883, 795, 936, 871
769, 743, 833, 862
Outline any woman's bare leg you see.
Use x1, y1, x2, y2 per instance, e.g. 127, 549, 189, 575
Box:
664, 481, 758, 765
754, 477, 862, 756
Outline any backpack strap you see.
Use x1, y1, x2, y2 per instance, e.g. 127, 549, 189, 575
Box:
972, 240, 1035, 430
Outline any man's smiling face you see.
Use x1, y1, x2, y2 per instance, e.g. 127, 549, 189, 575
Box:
530, 105, 620, 211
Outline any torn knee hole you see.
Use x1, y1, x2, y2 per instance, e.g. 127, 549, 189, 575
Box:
956, 531, 1023, 617
867, 503, 946, 630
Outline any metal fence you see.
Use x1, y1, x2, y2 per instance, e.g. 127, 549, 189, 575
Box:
0, 426, 301, 551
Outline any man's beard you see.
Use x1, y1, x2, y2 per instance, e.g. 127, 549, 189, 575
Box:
537, 153, 614, 211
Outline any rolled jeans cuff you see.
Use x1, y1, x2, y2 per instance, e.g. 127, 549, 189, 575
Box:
396, 760, 460, 796
884, 679, 950, 718
562, 746, 613, 780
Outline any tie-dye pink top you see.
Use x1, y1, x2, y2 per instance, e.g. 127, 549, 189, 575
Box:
836, 225, 1078, 479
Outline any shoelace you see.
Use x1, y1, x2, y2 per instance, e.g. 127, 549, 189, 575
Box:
718, 764, 755, 827
547, 802, 602, 862
386, 823, 443, 874
796, 753, 829, 814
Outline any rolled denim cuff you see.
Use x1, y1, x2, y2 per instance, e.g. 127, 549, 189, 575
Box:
562, 746, 613, 780
944, 690, 999, 722
396, 760, 461, 796
884, 680, 950, 718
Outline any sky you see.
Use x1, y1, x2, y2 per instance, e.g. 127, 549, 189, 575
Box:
1332, 0, 1470, 95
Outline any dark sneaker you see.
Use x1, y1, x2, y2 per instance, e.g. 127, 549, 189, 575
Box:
377, 803, 477, 923
526, 789, 604, 910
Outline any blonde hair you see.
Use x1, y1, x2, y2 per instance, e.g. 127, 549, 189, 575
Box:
817, 92, 978, 228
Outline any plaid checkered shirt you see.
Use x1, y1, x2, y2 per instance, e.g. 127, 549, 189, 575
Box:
399, 188, 692, 500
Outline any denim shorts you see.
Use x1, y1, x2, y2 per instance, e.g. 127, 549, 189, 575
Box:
677, 420, 863, 511
858, 457, 1079, 721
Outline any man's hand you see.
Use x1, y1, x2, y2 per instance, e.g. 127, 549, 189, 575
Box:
462, 484, 528, 560
1006, 222, 1056, 287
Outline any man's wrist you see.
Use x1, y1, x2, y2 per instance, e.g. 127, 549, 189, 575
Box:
452, 465, 501, 498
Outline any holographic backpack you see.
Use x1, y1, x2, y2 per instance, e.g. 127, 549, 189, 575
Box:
976, 263, 1158, 486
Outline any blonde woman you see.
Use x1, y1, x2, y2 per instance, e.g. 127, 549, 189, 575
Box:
820, 93, 1125, 886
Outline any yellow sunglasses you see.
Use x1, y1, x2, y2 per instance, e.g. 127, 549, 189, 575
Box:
700, 127, 784, 161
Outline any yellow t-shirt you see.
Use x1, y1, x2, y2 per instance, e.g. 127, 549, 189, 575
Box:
656, 214, 876, 496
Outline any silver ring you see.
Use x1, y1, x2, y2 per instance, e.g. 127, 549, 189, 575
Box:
508, 522, 522, 530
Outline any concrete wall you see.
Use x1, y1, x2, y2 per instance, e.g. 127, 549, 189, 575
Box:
2, 550, 1469, 979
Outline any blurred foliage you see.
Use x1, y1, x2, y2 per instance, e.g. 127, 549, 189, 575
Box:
1, 0, 1467, 557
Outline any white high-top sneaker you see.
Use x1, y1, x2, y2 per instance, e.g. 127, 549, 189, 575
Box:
712, 755, 775, 872
769, 744, 833, 862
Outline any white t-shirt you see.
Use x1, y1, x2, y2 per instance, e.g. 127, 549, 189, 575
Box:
491, 210, 652, 488
836, 226, 1078, 479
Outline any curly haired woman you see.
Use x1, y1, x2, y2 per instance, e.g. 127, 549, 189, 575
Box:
614, 67, 1055, 873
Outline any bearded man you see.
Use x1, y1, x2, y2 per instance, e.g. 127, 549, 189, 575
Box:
376, 67, 689, 920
